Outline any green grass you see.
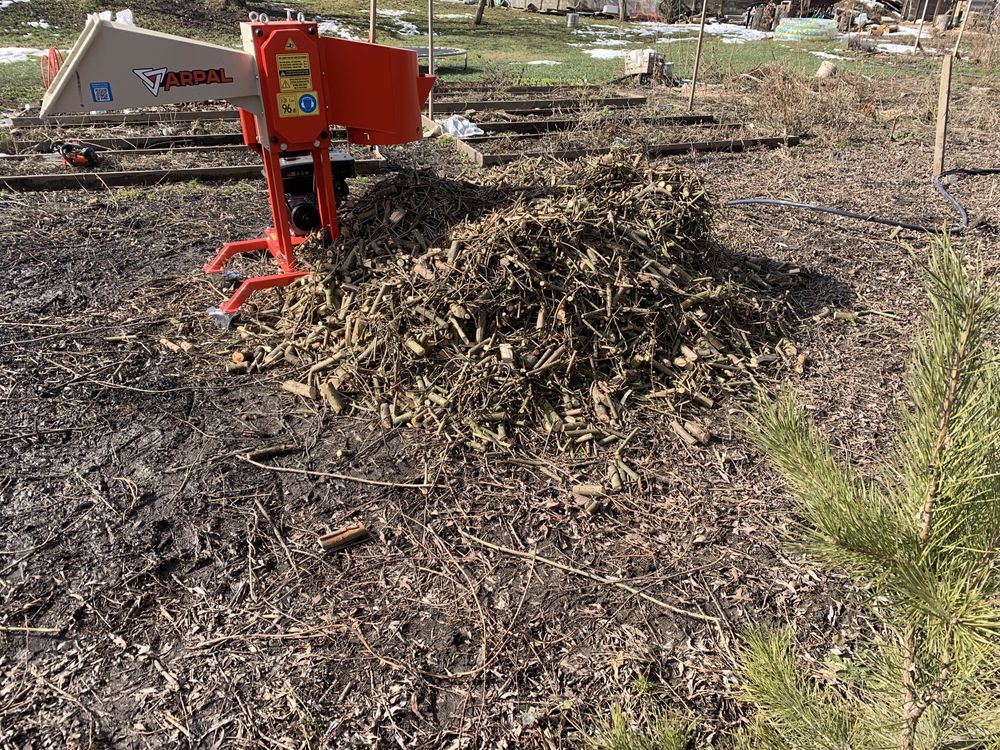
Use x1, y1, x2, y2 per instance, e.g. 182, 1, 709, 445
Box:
1, 0, 995, 106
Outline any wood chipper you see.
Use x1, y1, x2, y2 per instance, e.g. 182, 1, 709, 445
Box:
41, 11, 434, 328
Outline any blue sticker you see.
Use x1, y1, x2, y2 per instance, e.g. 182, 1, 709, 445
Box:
90, 81, 113, 104
298, 93, 317, 114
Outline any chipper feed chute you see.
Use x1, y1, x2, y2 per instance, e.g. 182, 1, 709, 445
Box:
41, 14, 434, 329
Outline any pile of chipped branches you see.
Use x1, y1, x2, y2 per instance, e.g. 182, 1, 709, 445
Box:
227, 154, 789, 453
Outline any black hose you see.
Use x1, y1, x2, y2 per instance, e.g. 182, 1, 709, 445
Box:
726, 167, 1000, 235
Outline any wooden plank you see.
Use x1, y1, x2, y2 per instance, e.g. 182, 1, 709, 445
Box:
453, 138, 485, 167
0, 158, 385, 192
464, 120, 738, 144
12, 130, 351, 153
475, 114, 719, 135
13, 133, 245, 152
9, 109, 241, 127
470, 135, 801, 167
432, 96, 646, 114
439, 84, 598, 95
2, 140, 352, 161
0, 145, 249, 161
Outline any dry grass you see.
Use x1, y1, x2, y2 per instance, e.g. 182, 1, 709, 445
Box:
965, 21, 1000, 67
726, 64, 886, 144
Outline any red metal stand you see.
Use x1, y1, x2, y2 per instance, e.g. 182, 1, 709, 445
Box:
201, 18, 433, 329
204, 136, 328, 328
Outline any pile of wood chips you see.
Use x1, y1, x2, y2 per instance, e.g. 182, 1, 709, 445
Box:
229, 154, 789, 453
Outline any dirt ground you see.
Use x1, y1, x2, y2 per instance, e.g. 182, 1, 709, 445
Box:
2, 73, 999, 749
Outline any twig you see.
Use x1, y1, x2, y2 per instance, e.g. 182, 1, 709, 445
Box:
238, 455, 437, 489
0, 625, 60, 634
459, 531, 719, 625
186, 626, 344, 652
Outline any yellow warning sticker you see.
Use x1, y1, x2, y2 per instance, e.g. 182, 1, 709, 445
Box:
275, 53, 312, 91
284, 38, 297, 51
276, 91, 320, 118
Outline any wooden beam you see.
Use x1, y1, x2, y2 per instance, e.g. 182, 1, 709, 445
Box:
0, 158, 385, 192
458, 135, 801, 167
13, 133, 245, 152
1, 141, 352, 161
10, 109, 241, 127
460, 121, 740, 144
432, 96, 647, 114
12, 130, 351, 153
0, 144, 247, 161
475, 113, 718, 135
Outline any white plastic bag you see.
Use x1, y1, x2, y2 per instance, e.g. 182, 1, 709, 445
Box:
439, 114, 484, 138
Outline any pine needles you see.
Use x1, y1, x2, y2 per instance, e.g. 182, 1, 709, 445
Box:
741, 237, 1000, 749
582, 703, 692, 750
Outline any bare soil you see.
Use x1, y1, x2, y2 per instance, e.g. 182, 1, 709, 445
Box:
2, 74, 999, 749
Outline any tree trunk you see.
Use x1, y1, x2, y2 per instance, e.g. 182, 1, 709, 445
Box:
474, 0, 488, 25
619, 0, 627, 21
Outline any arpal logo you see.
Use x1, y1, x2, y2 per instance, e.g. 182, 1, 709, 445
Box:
133, 67, 167, 96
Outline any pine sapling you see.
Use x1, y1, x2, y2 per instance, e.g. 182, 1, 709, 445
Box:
739, 238, 1000, 749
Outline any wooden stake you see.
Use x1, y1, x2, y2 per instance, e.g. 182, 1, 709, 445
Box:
369, 0, 377, 42
913, 0, 931, 52
933, 52, 953, 178
687, 0, 710, 112
319, 523, 369, 552
427, 0, 435, 120
953, 0, 972, 56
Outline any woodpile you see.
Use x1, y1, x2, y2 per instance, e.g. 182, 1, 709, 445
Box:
228, 155, 791, 452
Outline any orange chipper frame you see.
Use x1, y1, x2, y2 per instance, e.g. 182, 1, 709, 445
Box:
40, 13, 433, 329
204, 20, 434, 328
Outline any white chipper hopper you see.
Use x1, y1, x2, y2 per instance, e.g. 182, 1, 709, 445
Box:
41, 16, 263, 117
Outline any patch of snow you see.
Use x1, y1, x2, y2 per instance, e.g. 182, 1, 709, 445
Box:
810, 50, 848, 60
87, 9, 131, 22
0, 46, 44, 64
656, 36, 698, 43
876, 42, 917, 54
636, 21, 771, 42
438, 13, 470, 18
596, 38, 629, 45
585, 48, 627, 58
0, 0, 29, 10
722, 37, 747, 44
26, 19, 51, 27
318, 19, 359, 39
378, 9, 419, 35
885, 24, 931, 38
524, 59, 561, 65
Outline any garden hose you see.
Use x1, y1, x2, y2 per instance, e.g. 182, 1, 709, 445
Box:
726, 167, 1000, 235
